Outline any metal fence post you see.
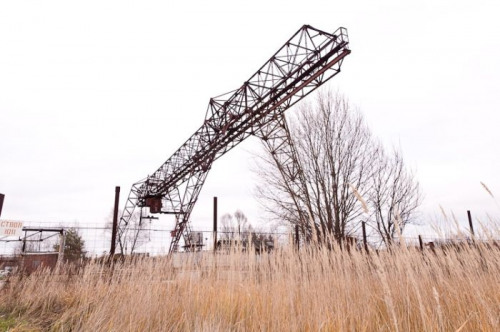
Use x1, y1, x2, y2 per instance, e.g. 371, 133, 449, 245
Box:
58, 230, 66, 264
295, 225, 299, 251
21, 230, 27, 254
362, 221, 369, 253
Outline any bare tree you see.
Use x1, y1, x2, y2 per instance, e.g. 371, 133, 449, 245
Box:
234, 210, 250, 236
369, 148, 421, 245
220, 210, 252, 240
255, 91, 420, 245
220, 213, 235, 240
218, 210, 276, 252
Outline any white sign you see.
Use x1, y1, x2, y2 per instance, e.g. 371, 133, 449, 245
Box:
0, 221, 23, 237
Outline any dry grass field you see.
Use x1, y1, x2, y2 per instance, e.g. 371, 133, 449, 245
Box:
1, 240, 499, 331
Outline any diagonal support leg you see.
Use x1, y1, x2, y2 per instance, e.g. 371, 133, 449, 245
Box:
117, 181, 146, 254
168, 164, 214, 253
255, 114, 317, 242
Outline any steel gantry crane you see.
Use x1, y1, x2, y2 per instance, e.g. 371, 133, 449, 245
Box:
118, 25, 351, 253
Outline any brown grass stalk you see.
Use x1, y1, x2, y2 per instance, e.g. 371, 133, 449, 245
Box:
1, 242, 499, 331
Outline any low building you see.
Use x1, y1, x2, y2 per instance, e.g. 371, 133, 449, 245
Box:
21, 252, 59, 274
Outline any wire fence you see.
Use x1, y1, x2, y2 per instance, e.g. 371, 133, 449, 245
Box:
0, 220, 295, 258
1, 219, 499, 259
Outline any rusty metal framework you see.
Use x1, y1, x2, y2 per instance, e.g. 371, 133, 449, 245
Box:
118, 25, 351, 253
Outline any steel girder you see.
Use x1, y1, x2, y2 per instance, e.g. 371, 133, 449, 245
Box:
118, 25, 350, 253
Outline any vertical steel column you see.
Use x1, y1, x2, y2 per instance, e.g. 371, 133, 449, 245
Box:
213, 196, 218, 251
0, 193, 4, 218
467, 210, 475, 237
110, 186, 120, 255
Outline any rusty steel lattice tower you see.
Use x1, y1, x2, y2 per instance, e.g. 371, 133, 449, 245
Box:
118, 25, 351, 253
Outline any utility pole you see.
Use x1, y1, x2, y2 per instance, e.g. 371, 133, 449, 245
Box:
110, 186, 120, 255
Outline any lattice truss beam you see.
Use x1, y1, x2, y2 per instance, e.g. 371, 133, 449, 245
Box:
118, 25, 350, 253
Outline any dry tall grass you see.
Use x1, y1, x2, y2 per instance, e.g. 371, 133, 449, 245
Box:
1, 242, 499, 331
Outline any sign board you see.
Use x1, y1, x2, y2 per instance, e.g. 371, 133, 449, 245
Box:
0, 220, 23, 237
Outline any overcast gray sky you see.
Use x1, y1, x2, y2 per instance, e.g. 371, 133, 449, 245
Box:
1, 0, 499, 235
